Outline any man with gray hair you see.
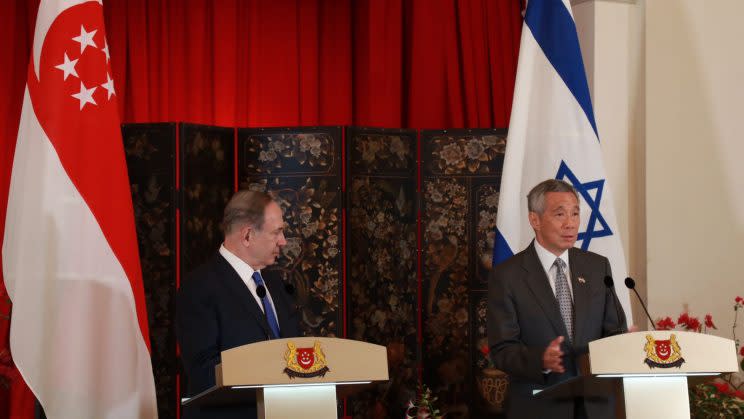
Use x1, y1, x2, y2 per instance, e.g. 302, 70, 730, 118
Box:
488, 179, 627, 418
177, 190, 302, 419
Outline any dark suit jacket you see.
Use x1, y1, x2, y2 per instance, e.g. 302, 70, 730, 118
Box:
176, 252, 302, 419
488, 243, 626, 418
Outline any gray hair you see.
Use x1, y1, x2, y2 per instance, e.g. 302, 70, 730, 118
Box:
222, 190, 275, 234
527, 179, 579, 214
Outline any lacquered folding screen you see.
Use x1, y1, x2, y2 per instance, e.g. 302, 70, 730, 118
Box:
122, 123, 178, 419
237, 127, 344, 339
420, 129, 508, 417
123, 124, 507, 419
345, 127, 419, 417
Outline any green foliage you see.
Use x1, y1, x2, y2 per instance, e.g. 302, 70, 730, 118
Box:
689, 383, 744, 419
406, 385, 444, 419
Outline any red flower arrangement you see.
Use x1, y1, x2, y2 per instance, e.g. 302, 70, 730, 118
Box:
655, 311, 716, 333
405, 385, 442, 419
683, 296, 744, 417
479, 343, 496, 369
656, 316, 676, 330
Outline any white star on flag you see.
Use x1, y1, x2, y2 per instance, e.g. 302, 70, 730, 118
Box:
54, 52, 78, 80
71, 81, 97, 109
101, 40, 110, 62
4, 1, 158, 418
100, 73, 115, 99
72, 25, 97, 53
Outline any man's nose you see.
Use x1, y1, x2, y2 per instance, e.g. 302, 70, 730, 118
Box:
277, 233, 287, 246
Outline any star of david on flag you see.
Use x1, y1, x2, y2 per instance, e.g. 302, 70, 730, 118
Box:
555, 161, 612, 250
492, 0, 632, 318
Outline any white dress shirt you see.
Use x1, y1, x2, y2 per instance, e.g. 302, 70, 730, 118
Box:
219, 244, 280, 326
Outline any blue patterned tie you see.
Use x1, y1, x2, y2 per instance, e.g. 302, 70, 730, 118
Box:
553, 258, 574, 342
252, 271, 281, 339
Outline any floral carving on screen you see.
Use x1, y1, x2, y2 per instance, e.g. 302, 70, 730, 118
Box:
429, 134, 506, 175
242, 133, 335, 174
473, 296, 489, 370
348, 177, 416, 340
348, 177, 418, 417
242, 177, 341, 338
475, 184, 500, 285
422, 177, 470, 416
349, 134, 415, 173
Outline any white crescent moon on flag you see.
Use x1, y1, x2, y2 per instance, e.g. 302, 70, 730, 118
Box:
33, 0, 99, 80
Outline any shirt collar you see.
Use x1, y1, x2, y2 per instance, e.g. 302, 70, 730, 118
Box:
533, 240, 570, 274
219, 244, 258, 280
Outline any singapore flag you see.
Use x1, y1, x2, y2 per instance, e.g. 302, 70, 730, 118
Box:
2, 1, 158, 418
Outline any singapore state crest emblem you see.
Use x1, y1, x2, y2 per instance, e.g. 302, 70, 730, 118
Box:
283, 341, 330, 378
643, 334, 685, 368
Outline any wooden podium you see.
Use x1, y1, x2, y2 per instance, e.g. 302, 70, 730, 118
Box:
182, 337, 389, 418
588, 331, 739, 418
537, 331, 737, 418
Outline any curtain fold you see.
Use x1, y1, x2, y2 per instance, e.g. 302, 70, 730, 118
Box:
0, 0, 522, 417
1, 0, 520, 130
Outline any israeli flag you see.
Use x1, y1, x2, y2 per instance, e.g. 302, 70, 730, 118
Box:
493, 0, 631, 317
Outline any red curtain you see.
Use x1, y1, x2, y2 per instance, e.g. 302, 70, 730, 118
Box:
0, 0, 522, 416
107, 0, 519, 128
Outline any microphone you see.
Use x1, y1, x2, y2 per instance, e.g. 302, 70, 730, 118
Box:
624, 277, 656, 330
254, 285, 273, 339
603, 276, 627, 335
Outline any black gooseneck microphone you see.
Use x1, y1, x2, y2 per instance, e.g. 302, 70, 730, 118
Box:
254, 285, 274, 339
624, 277, 657, 330
603, 276, 627, 334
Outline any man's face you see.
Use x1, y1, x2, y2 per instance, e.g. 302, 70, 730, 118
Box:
529, 191, 580, 256
246, 201, 287, 269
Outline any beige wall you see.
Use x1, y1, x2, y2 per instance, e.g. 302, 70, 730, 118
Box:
573, 0, 647, 327
645, 0, 744, 337
574, 0, 744, 337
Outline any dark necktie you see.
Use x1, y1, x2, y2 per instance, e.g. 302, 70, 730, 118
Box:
252, 271, 281, 339
553, 258, 574, 342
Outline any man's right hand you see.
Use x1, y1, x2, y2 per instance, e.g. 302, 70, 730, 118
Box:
542, 336, 565, 373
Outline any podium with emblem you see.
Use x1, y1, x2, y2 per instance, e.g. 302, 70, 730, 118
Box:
537, 331, 739, 418
182, 337, 388, 418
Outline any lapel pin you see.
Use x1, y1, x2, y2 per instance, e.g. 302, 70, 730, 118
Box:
577, 277, 586, 284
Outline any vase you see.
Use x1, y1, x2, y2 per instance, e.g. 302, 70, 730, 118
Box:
477, 367, 509, 413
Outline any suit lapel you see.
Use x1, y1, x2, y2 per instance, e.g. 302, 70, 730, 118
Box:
213, 254, 271, 337
569, 248, 590, 344
521, 244, 568, 338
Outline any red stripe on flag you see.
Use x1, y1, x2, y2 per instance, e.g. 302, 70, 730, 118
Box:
26, 2, 150, 348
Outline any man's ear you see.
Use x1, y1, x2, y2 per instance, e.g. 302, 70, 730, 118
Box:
528, 211, 540, 230
241, 225, 253, 245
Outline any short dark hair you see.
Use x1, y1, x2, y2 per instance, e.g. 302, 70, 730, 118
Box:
222, 190, 275, 234
527, 179, 579, 214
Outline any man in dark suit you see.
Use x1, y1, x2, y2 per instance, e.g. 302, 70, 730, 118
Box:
177, 190, 302, 419
488, 179, 627, 418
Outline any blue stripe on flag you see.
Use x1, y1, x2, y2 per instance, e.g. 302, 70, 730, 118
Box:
524, 0, 599, 139
492, 229, 514, 267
